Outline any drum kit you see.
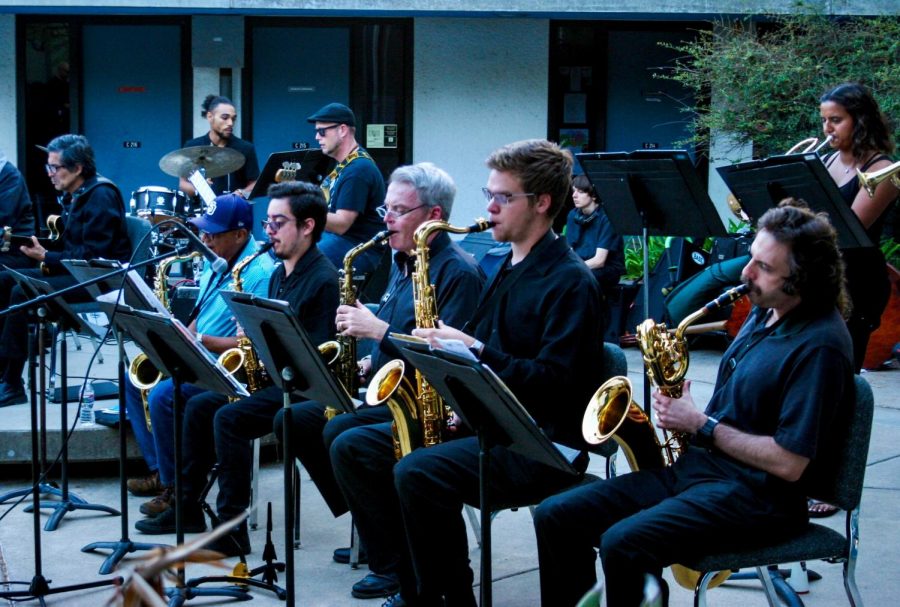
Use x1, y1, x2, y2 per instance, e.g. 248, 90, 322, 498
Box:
129, 145, 245, 224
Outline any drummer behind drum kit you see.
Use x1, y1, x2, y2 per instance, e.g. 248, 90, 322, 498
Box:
130, 145, 246, 224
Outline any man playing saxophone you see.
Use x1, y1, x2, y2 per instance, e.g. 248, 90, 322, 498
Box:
273, 162, 485, 599
332, 139, 603, 606
533, 199, 855, 607
134, 183, 339, 556
129, 194, 274, 525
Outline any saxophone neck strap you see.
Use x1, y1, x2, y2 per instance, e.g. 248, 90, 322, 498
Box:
321, 147, 372, 204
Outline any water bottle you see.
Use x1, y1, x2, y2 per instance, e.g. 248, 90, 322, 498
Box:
79, 381, 95, 425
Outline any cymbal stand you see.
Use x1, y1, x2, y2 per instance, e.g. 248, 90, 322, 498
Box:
0, 309, 120, 606
82, 327, 166, 573
24, 320, 119, 530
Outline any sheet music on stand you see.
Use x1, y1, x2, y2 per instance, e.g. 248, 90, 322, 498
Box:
389, 334, 580, 474
716, 152, 872, 249
219, 290, 359, 412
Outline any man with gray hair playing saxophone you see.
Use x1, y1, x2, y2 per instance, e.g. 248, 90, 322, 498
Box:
273, 162, 485, 600
533, 199, 855, 607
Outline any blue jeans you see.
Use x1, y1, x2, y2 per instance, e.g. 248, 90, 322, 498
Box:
124, 380, 158, 472
147, 378, 207, 486
319, 232, 384, 278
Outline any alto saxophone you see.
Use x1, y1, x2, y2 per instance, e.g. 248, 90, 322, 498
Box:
217, 241, 274, 394
368, 218, 493, 459
128, 249, 203, 430
323, 229, 395, 419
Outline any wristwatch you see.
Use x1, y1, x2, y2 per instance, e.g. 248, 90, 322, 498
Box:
469, 339, 485, 358
694, 415, 719, 448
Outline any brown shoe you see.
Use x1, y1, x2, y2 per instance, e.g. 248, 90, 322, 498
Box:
127, 470, 164, 497
140, 485, 174, 516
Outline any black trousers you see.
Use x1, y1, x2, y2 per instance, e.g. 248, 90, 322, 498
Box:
181, 385, 282, 520
273, 402, 392, 518
0, 269, 84, 384
332, 425, 583, 607
532, 448, 806, 607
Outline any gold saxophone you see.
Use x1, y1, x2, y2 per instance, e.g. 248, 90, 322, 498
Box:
217, 242, 274, 394
322, 229, 395, 419
369, 218, 493, 459
128, 250, 203, 430
581, 283, 750, 590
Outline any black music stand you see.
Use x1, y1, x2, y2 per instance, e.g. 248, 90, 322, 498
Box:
111, 308, 248, 607
220, 291, 361, 605
716, 153, 872, 249
390, 336, 580, 607
246, 149, 334, 200
577, 150, 727, 411
3, 270, 120, 530
0, 271, 121, 606
75, 264, 171, 574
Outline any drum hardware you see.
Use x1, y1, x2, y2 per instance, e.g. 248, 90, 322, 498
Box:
159, 145, 245, 179
129, 186, 190, 224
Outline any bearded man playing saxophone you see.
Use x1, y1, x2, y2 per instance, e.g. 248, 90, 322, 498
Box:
533, 200, 855, 607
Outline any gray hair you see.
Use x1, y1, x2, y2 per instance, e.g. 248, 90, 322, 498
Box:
388, 162, 456, 219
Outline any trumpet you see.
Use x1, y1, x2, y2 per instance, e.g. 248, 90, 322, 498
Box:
858, 160, 900, 198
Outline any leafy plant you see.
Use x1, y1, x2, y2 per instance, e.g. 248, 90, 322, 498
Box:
656, 10, 900, 160
882, 237, 900, 268
624, 236, 668, 280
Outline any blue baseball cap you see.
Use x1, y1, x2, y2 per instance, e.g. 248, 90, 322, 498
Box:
189, 193, 252, 234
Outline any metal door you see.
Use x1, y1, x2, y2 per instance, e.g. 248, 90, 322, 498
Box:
82, 24, 183, 199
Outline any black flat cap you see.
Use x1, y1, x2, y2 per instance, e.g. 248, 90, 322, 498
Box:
307, 102, 356, 127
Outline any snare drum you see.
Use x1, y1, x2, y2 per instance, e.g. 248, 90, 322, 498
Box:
130, 186, 190, 223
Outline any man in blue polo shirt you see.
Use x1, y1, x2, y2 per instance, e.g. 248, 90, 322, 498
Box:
129, 194, 273, 522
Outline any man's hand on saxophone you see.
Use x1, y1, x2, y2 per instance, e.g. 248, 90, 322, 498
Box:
335, 300, 390, 341
650, 379, 706, 435
412, 320, 476, 350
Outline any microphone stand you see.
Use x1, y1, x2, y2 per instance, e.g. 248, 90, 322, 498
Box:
0, 306, 122, 605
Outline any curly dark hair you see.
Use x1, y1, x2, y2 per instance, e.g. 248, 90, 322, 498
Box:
201, 94, 235, 118
820, 82, 895, 161
486, 139, 573, 219
757, 198, 849, 316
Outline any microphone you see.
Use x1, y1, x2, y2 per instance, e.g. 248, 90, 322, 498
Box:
175, 223, 229, 274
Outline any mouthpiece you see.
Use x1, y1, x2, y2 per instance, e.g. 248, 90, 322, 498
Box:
703, 283, 750, 313
259, 241, 275, 253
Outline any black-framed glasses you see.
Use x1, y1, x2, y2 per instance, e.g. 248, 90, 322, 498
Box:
481, 188, 535, 206
45, 163, 65, 175
314, 124, 341, 137
376, 203, 428, 220
261, 218, 291, 233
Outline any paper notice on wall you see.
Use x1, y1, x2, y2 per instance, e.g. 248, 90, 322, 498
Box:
366, 124, 398, 149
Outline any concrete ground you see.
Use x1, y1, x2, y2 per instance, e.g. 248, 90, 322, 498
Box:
0, 335, 898, 606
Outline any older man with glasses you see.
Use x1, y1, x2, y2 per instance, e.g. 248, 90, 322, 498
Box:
0, 134, 131, 407
308, 102, 386, 280
272, 162, 485, 600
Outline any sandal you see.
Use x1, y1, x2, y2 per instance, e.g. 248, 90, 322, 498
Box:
808, 499, 840, 518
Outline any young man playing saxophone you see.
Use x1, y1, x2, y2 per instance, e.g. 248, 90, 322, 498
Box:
274, 162, 485, 599
331, 139, 603, 606
533, 200, 854, 607
134, 183, 339, 556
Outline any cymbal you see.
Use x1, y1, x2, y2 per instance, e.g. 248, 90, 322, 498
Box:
159, 145, 245, 179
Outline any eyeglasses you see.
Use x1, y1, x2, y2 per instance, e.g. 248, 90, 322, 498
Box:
376, 203, 428, 220
314, 124, 341, 137
261, 218, 291, 233
45, 164, 65, 175
481, 188, 535, 206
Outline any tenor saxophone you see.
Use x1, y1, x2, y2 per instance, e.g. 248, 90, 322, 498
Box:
217, 241, 274, 394
323, 229, 394, 419
368, 218, 493, 458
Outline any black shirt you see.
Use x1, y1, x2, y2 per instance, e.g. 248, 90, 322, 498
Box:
184, 133, 260, 196
43, 176, 131, 273
0, 159, 33, 233
466, 231, 603, 448
268, 245, 340, 346
370, 231, 485, 372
